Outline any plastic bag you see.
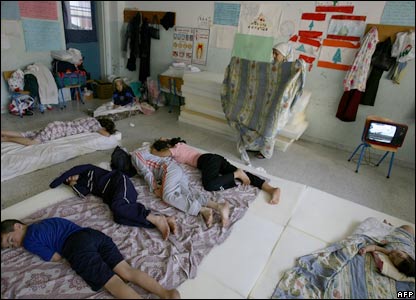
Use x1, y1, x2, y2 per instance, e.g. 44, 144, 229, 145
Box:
9, 93, 35, 117
392, 31, 415, 63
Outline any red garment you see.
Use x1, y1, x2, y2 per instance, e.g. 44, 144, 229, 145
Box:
336, 89, 364, 122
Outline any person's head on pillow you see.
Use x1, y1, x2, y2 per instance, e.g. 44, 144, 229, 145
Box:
389, 249, 415, 277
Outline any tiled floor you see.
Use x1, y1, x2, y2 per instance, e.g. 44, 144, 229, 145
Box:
1, 99, 415, 224
1, 105, 414, 299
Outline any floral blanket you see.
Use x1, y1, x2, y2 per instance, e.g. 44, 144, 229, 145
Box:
221, 57, 306, 163
272, 218, 415, 299
1, 164, 259, 299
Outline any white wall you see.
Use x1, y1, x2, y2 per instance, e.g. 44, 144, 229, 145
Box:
114, 1, 414, 167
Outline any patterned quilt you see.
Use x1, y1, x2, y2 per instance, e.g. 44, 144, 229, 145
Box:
1, 164, 259, 299
221, 57, 306, 163
272, 219, 415, 299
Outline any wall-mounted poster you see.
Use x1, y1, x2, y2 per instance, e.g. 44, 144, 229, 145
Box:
172, 26, 194, 65
192, 28, 209, 65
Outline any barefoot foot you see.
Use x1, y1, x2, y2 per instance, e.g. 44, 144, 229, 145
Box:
150, 215, 170, 240
200, 207, 213, 228
218, 202, 230, 228
163, 289, 181, 299
269, 187, 281, 205
167, 216, 177, 235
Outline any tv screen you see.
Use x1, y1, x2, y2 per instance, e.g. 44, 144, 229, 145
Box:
365, 120, 408, 147
367, 122, 396, 143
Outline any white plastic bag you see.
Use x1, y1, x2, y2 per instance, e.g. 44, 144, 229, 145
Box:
391, 31, 415, 62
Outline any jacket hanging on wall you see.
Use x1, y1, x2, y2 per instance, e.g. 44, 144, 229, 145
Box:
361, 37, 395, 106
336, 27, 378, 122
139, 18, 151, 83
125, 12, 142, 71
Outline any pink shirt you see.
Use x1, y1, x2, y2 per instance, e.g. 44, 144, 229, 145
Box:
170, 142, 202, 167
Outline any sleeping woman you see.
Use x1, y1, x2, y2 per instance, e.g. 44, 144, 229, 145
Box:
1, 117, 116, 146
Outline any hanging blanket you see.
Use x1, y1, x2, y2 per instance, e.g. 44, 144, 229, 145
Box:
272, 218, 415, 299
221, 57, 306, 164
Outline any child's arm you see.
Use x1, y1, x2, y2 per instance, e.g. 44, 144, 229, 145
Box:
359, 244, 391, 255
131, 150, 158, 192
97, 128, 111, 136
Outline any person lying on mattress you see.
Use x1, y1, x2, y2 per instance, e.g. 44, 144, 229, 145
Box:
359, 220, 415, 277
112, 77, 135, 109
1, 116, 116, 146
150, 137, 281, 205
1, 218, 180, 299
49, 164, 176, 240
131, 145, 231, 228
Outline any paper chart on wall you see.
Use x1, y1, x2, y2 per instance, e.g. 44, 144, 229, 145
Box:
172, 27, 210, 65
238, 3, 282, 37
192, 28, 210, 65
172, 27, 194, 65
211, 25, 236, 49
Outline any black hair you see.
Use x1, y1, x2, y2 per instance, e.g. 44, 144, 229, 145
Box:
96, 117, 116, 134
152, 137, 186, 151
397, 256, 415, 277
1, 219, 24, 235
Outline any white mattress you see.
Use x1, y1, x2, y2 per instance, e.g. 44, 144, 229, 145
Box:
1, 155, 413, 299
93, 101, 143, 118
1, 132, 120, 182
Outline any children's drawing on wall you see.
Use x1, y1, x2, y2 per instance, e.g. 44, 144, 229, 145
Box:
315, 1, 355, 13
192, 28, 209, 65
238, 3, 282, 37
326, 15, 367, 41
289, 34, 321, 71
298, 12, 327, 39
317, 39, 360, 71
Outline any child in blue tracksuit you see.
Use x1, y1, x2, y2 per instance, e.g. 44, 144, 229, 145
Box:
49, 164, 175, 240
1, 217, 180, 298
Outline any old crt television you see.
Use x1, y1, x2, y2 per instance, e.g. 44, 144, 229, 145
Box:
364, 120, 408, 147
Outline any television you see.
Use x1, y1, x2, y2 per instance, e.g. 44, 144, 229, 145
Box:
364, 120, 408, 147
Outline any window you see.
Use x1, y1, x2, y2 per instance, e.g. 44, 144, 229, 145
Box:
66, 1, 92, 30
62, 1, 97, 43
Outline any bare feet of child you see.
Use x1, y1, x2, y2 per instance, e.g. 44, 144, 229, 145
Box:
163, 289, 181, 299
200, 207, 213, 228
234, 169, 250, 185
148, 214, 170, 240
269, 187, 281, 205
167, 216, 177, 235
218, 202, 230, 227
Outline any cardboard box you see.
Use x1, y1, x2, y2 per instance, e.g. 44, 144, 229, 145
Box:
95, 80, 113, 99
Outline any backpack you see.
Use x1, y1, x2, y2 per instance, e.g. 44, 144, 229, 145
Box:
9, 93, 35, 117
110, 146, 137, 177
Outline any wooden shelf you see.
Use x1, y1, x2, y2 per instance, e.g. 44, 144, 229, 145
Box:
124, 9, 175, 25
365, 24, 415, 43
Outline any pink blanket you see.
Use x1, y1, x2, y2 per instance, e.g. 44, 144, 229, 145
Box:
1, 165, 259, 298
